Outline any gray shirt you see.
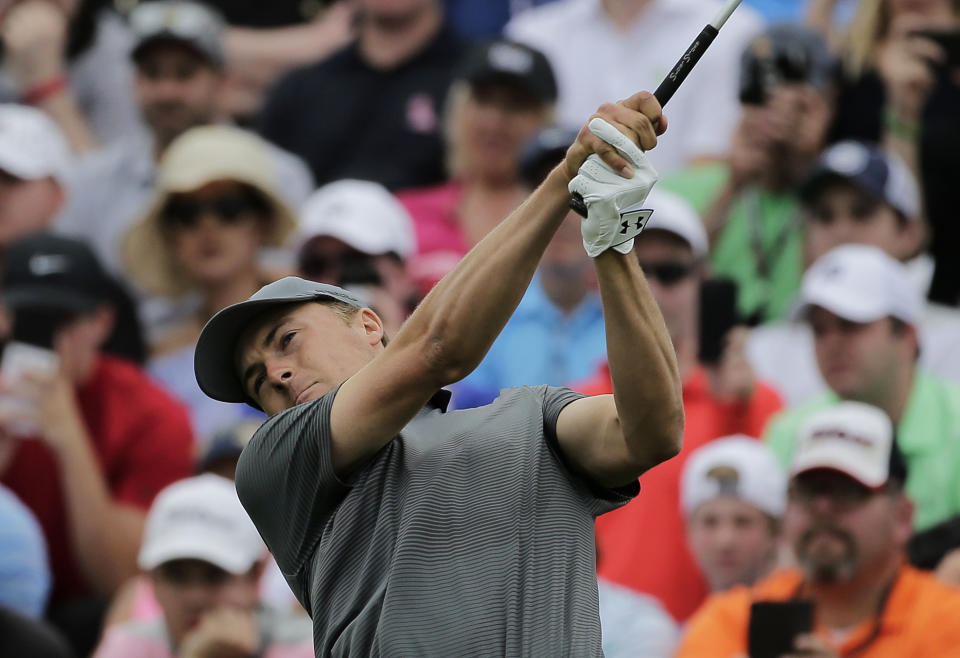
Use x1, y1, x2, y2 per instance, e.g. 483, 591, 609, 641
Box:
235, 385, 638, 657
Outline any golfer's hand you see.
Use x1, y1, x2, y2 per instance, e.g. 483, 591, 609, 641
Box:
565, 93, 665, 257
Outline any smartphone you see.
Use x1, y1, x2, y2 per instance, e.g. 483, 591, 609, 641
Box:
0, 341, 60, 437
698, 278, 741, 366
748, 600, 815, 658
914, 30, 960, 70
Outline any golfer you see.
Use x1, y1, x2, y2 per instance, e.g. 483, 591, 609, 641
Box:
194, 92, 684, 656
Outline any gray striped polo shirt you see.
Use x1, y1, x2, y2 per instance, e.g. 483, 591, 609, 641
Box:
235, 385, 639, 657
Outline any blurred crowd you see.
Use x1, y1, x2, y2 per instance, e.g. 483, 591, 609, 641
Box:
0, 0, 959, 656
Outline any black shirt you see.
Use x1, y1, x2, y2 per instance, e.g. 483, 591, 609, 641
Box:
256, 27, 464, 191
829, 69, 960, 306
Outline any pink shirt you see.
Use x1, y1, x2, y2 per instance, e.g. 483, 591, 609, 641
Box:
395, 182, 469, 296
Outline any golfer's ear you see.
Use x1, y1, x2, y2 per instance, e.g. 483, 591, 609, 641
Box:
359, 308, 384, 347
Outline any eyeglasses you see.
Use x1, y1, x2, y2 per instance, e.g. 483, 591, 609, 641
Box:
637, 260, 696, 286
161, 192, 265, 230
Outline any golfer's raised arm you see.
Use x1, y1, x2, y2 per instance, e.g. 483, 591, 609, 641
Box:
330, 94, 669, 474
556, 92, 684, 489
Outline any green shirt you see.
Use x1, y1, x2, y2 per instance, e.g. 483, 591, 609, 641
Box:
763, 370, 960, 530
661, 164, 803, 323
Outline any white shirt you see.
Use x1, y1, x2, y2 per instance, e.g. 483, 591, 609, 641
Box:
506, 0, 764, 174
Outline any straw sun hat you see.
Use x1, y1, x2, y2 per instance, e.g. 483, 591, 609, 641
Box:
122, 125, 297, 298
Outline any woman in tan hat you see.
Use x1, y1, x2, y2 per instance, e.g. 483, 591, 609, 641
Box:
123, 125, 297, 443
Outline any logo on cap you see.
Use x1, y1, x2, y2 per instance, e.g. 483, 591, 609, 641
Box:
29, 254, 68, 277
825, 142, 869, 176
488, 43, 534, 75
706, 464, 741, 496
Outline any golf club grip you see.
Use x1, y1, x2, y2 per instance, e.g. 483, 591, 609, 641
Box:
569, 24, 720, 217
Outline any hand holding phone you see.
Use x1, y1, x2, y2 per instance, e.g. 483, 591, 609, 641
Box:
0, 341, 60, 437
748, 600, 814, 658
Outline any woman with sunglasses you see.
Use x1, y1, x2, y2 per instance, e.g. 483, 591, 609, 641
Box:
122, 125, 297, 444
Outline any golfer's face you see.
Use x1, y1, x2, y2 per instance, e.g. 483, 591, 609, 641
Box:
236, 302, 381, 415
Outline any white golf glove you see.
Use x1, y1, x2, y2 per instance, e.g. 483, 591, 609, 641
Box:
569, 118, 659, 257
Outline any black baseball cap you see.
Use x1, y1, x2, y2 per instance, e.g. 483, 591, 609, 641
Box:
457, 39, 558, 104
194, 277, 363, 404
739, 23, 837, 103
2, 233, 112, 313
518, 126, 579, 188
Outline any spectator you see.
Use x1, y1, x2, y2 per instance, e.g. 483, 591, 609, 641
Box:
748, 141, 960, 404
0, 104, 71, 250
763, 244, 960, 532
257, 0, 464, 190
453, 211, 605, 408
397, 39, 557, 295
576, 189, 784, 622
0, 0, 142, 152
677, 401, 960, 657
296, 179, 418, 337
93, 474, 313, 658
0, 103, 147, 363
506, 0, 763, 174
122, 125, 295, 443
682, 436, 786, 593
662, 23, 838, 322
54, 0, 313, 276
0, 233, 194, 656
0, 484, 51, 618
829, 0, 960, 306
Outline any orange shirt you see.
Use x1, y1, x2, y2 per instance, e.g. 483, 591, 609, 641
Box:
577, 364, 783, 621
676, 566, 960, 657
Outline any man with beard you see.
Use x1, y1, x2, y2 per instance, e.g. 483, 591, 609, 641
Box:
54, 0, 313, 275
677, 401, 960, 657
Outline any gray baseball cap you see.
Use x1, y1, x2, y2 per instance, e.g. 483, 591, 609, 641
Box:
194, 277, 363, 404
130, 0, 226, 68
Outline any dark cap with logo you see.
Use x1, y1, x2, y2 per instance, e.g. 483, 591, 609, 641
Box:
457, 39, 558, 104
2, 233, 112, 313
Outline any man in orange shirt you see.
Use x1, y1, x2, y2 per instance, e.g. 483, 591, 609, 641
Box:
576, 189, 783, 621
677, 401, 960, 657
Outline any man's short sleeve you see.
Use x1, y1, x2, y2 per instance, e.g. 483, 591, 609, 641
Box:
539, 386, 640, 516
235, 389, 348, 579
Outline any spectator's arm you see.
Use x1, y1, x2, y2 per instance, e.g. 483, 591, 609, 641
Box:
1, 0, 98, 153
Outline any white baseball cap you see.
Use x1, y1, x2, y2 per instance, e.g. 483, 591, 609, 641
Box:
0, 104, 71, 184
296, 180, 416, 260
642, 188, 708, 259
682, 436, 787, 518
138, 474, 266, 573
791, 401, 906, 489
793, 244, 923, 325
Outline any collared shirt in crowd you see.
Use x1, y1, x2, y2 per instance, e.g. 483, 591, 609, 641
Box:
453, 274, 606, 409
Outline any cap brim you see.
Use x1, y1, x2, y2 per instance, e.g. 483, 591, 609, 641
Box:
138, 533, 260, 574
791, 287, 888, 324
3, 285, 100, 313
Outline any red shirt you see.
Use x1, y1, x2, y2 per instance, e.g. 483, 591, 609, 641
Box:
395, 182, 469, 296
577, 363, 783, 622
2, 355, 194, 602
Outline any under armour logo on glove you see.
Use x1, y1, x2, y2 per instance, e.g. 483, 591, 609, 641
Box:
568, 118, 659, 257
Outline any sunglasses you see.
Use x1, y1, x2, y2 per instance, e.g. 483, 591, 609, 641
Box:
161, 192, 266, 230
637, 261, 696, 286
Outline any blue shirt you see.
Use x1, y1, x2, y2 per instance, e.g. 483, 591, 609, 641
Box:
0, 484, 51, 618
454, 277, 606, 408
